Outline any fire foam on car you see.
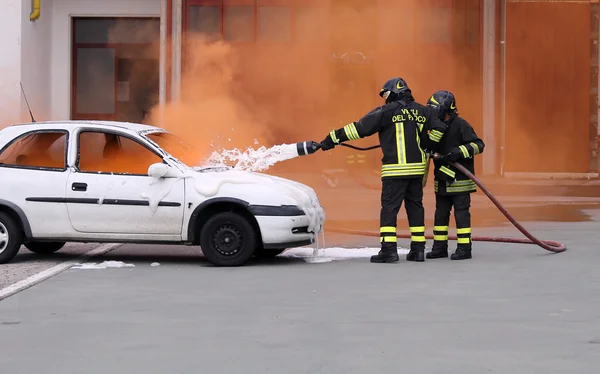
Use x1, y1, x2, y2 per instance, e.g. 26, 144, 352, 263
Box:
201, 143, 325, 233
204, 143, 301, 172
189, 169, 325, 235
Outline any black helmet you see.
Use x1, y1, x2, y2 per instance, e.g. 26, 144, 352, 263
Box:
379, 77, 411, 104
426, 90, 457, 120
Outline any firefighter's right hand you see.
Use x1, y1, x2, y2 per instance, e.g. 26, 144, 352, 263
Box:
320, 135, 336, 151
445, 148, 462, 162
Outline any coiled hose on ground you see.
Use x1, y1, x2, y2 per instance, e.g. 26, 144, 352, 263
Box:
324, 143, 567, 254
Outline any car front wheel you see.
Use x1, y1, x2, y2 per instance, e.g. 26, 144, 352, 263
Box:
25, 241, 66, 254
199, 212, 257, 266
0, 212, 24, 264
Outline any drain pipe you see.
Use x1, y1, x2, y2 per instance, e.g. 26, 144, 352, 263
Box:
171, 0, 183, 102
30, 0, 40, 21
158, 0, 168, 126
499, 0, 507, 176
482, 0, 496, 175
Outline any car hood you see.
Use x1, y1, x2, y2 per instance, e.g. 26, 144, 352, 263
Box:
189, 167, 325, 232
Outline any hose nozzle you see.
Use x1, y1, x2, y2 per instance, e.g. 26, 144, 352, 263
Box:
296, 140, 322, 156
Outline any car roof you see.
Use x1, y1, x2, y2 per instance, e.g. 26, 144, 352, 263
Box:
5, 120, 165, 135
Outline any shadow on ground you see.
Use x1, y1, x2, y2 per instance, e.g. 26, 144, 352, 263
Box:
94, 250, 309, 268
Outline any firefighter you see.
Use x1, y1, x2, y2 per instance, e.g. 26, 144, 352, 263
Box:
426, 90, 485, 260
320, 77, 447, 263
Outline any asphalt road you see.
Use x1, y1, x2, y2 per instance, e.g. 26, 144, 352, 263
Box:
0, 215, 599, 374
0, 243, 100, 289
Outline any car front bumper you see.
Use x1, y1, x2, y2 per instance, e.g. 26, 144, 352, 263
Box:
249, 204, 325, 249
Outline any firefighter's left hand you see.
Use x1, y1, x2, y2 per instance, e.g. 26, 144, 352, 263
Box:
320, 135, 336, 151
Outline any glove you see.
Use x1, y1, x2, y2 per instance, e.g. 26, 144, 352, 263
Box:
431, 152, 445, 161
320, 134, 336, 151
445, 148, 462, 162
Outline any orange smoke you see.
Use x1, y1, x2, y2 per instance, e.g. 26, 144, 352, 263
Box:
145, 33, 333, 169
0, 1, 591, 239
140, 1, 473, 175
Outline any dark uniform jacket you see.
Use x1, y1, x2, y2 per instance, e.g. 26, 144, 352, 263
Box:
433, 115, 485, 195
330, 99, 447, 179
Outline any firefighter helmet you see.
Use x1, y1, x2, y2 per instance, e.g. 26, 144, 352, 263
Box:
426, 90, 457, 120
379, 77, 411, 103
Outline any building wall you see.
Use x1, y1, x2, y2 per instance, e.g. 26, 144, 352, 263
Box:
21, 0, 54, 122
0, 0, 25, 125
504, 0, 591, 173
591, 3, 600, 173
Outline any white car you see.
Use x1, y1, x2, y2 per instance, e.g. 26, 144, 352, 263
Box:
0, 120, 325, 266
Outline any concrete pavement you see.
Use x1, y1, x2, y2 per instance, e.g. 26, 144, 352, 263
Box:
0, 215, 599, 374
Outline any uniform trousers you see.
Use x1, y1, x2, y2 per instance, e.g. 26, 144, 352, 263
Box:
432, 193, 472, 251
379, 177, 426, 252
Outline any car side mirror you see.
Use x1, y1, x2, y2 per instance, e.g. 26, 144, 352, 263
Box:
148, 162, 176, 178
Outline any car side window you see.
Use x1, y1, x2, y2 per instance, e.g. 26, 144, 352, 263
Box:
0, 131, 67, 170
78, 131, 162, 175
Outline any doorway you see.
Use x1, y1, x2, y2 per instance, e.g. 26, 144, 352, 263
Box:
71, 17, 160, 123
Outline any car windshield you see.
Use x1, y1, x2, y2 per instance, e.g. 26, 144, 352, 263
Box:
143, 132, 201, 166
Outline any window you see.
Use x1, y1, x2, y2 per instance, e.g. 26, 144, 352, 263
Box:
0, 131, 67, 170
76, 48, 116, 114
258, 6, 291, 42
224, 6, 254, 42
74, 18, 160, 44
144, 132, 198, 166
189, 6, 221, 39
185, 3, 328, 44
78, 131, 162, 175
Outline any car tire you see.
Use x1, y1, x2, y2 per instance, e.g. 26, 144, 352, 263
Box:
0, 212, 24, 264
24, 241, 66, 255
254, 248, 286, 258
199, 212, 257, 266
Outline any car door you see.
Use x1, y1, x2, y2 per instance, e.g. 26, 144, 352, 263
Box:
0, 129, 73, 238
65, 129, 184, 236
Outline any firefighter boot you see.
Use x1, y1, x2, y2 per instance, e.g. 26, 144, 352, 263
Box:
406, 242, 425, 262
452, 227, 472, 260
427, 226, 449, 259
370, 248, 400, 263
451, 247, 472, 260
426, 248, 448, 259
426, 241, 448, 259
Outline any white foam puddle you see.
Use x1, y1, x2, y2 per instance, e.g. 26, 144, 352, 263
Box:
205, 143, 300, 172
280, 247, 410, 263
71, 261, 135, 270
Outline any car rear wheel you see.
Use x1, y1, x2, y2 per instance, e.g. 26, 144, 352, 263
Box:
0, 212, 23, 264
254, 248, 286, 258
199, 212, 257, 266
25, 241, 66, 254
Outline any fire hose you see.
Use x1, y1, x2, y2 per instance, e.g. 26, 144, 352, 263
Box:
323, 142, 567, 254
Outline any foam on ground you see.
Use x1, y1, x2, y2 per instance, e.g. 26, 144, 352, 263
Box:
281, 247, 410, 263
71, 261, 135, 270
